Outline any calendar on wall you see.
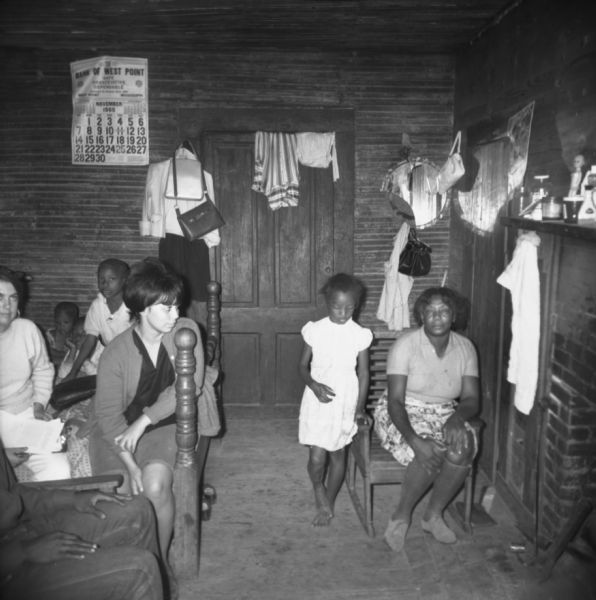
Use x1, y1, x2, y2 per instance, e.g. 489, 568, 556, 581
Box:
70, 56, 149, 166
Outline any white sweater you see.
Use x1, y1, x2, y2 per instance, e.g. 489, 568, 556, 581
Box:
0, 318, 54, 414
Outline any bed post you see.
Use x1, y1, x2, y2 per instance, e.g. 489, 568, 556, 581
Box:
171, 327, 199, 577
206, 281, 221, 368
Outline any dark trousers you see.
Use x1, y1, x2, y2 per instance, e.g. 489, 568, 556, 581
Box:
2, 496, 163, 600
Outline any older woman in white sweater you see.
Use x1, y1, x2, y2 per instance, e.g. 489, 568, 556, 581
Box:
0, 267, 70, 481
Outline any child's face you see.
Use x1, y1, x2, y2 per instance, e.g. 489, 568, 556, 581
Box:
98, 266, 126, 300
326, 291, 357, 325
55, 310, 76, 337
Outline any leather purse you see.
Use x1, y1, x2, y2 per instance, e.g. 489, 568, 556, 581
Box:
167, 142, 225, 241
176, 199, 225, 242
398, 229, 432, 277
437, 131, 465, 195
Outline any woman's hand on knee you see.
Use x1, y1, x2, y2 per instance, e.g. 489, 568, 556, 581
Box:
443, 414, 469, 454
411, 436, 445, 473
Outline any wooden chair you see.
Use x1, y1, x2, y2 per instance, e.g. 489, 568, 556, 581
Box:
345, 335, 482, 538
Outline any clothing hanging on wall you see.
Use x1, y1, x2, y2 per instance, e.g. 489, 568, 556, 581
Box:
376, 222, 413, 331
497, 230, 541, 415
296, 132, 339, 181
141, 148, 220, 248
142, 147, 218, 309
252, 131, 300, 210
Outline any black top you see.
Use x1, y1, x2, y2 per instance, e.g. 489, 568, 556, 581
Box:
124, 330, 176, 431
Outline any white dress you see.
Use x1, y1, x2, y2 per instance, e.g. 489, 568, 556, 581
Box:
298, 317, 373, 451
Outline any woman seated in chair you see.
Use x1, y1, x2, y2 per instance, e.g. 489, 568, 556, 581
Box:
373, 286, 479, 552
88, 257, 205, 566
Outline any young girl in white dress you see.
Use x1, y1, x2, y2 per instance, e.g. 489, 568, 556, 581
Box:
298, 273, 373, 526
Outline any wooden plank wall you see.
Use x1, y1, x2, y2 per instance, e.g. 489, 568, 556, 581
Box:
451, 0, 596, 488
0, 22, 455, 333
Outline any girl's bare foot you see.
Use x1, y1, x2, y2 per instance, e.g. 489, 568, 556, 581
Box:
312, 484, 333, 527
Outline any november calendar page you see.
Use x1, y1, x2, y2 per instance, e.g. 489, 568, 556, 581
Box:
70, 55, 149, 166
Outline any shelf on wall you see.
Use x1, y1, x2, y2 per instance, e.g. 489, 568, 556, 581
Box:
500, 217, 596, 243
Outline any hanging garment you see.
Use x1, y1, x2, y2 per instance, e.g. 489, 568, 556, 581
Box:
252, 132, 300, 210
141, 148, 220, 248
497, 231, 541, 415
376, 222, 414, 331
296, 132, 339, 181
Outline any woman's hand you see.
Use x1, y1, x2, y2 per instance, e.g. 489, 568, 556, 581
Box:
6, 447, 30, 468
72, 490, 131, 519
443, 413, 469, 455
411, 435, 446, 473
22, 532, 98, 563
309, 381, 335, 403
33, 402, 52, 421
115, 415, 151, 453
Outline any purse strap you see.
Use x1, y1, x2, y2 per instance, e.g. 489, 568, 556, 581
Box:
449, 130, 462, 156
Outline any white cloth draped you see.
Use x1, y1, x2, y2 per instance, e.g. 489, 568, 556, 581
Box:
376, 222, 414, 331
497, 230, 541, 415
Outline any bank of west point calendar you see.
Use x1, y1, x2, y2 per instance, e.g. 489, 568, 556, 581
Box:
70, 56, 149, 165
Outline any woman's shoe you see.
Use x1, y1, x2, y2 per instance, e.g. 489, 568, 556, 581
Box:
384, 519, 410, 552
421, 515, 456, 544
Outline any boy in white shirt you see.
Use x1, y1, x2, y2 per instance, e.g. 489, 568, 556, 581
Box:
64, 259, 130, 380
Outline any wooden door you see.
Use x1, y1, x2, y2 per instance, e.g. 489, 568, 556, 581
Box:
202, 129, 354, 415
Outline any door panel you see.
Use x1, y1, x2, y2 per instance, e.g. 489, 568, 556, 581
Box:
203, 128, 353, 412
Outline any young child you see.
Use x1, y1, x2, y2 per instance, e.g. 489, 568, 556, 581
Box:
56, 316, 102, 382
298, 273, 373, 526
64, 258, 131, 380
45, 301, 79, 369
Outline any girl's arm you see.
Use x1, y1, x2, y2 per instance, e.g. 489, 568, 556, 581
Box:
354, 347, 370, 417
65, 334, 98, 380
298, 342, 335, 403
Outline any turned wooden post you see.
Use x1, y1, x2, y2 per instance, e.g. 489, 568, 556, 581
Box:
171, 327, 199, 577
206, 281, 221, 369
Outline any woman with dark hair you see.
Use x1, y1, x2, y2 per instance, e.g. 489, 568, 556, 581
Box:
373, 286, 479, 552
0, 267, 70, 480
88, 258, 205, 570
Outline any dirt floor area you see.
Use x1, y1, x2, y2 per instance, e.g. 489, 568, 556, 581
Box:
179, 417, 596, 600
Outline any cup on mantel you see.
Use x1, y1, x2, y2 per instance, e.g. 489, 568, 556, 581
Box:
563, 196, 584, 224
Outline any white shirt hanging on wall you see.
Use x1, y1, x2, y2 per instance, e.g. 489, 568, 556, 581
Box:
497, 230, 541, 415
141, 148, 220, 247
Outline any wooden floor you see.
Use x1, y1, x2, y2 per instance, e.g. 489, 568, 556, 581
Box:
179, 417, 596, 600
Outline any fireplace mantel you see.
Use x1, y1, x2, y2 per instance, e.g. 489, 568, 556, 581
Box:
500, 216, 596, 243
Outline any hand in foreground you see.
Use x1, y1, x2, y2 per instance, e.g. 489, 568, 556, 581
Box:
6, 447, 30, 468
33, 402, 53, 421
73, 490, 131, 519
310, 381, 336, 403
115, 416, 150, 453
22, 532, 98, 563
411, 436, 446, 473
442, 413, 469, 455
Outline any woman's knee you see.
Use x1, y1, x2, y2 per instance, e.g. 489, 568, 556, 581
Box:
141, 465, 173, 501
445, 434, 475, 466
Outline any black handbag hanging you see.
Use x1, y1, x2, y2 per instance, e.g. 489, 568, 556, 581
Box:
169, 142, 225, 241
398, 228, 432, 277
